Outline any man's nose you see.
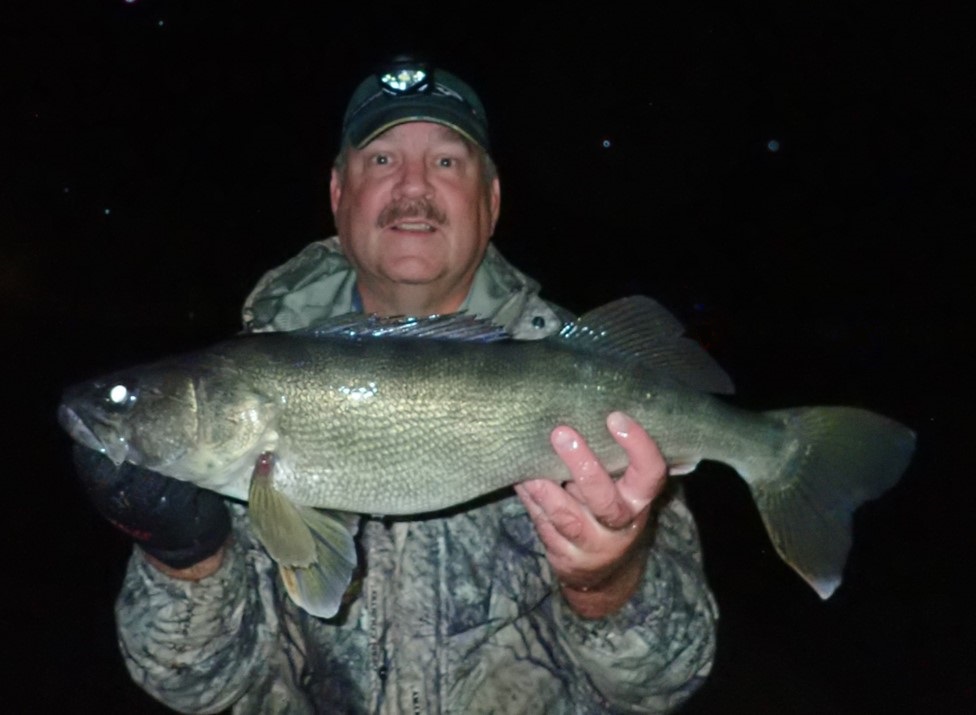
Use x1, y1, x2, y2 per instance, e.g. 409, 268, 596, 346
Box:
393, 158, 432, 199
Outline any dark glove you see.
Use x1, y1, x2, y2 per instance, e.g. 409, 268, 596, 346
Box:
73, 444, 231, 570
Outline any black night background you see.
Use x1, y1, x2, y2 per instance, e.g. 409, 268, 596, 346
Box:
2, 1, 971, 712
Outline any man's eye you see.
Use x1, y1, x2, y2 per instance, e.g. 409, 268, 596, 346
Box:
438, 157, 456, 168
372, 154, 389, 165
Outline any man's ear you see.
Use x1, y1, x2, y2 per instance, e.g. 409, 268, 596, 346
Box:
489, 176, 501, 234
329, 167, 342, 215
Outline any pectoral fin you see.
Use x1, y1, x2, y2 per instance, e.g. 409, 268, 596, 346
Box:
247, 452, 360, 618
248, 453, 316, 566
279, 508, 360, 619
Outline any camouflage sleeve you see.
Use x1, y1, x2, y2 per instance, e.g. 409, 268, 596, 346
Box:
552, 491, 718, 712
115, 507, 298, 714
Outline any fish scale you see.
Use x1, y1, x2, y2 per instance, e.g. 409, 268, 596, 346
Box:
246, 337, 613, 512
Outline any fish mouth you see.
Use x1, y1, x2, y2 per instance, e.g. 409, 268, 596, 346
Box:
57, 404, 128, 466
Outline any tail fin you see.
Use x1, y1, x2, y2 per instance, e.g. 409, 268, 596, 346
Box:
748, 407, 916, 598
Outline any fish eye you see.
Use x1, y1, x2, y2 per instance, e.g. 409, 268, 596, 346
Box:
105, 383, 137, 411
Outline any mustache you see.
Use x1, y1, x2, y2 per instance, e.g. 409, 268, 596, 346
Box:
376, 198, 448, 228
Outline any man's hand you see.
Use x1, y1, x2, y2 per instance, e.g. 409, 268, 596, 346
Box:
514, 412, 668, 619
73, 445, 231, 580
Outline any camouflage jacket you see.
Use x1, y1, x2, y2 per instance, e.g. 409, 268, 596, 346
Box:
115, 239, 718, 714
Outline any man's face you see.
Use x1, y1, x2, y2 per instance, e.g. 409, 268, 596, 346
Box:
330, 122, 501, 314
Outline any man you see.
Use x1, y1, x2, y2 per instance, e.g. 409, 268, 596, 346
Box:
76, 61, 717, 713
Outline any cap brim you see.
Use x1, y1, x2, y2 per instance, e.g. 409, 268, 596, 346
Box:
347, 99, 489, 151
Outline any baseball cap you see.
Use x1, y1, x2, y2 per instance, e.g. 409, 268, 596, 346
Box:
340, 60, 490, 152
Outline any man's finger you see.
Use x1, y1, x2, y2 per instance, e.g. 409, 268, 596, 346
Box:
551, 425, 633, 530
515, 481, 583, 556
606, 412, 668, 508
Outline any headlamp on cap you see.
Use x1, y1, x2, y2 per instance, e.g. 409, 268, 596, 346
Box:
379, 66, 429, 94
341, 61, 491, 152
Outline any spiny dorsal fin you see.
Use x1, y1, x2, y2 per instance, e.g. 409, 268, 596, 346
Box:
302, 312, 510, 343
558, 296, 735, 394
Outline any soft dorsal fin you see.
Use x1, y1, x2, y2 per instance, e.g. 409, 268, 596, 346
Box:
557, 296, 735, 394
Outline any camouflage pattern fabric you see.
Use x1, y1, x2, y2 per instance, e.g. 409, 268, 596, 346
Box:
115, 240, 717, 713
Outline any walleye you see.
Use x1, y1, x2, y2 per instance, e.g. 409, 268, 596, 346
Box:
59, 297, 915, 618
